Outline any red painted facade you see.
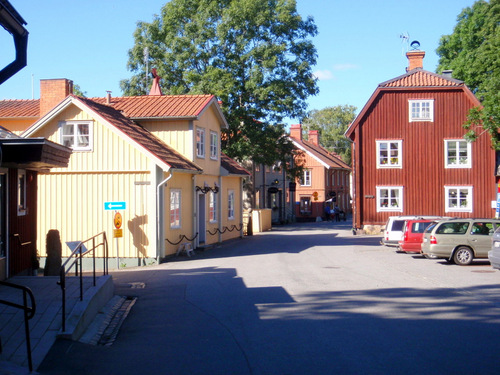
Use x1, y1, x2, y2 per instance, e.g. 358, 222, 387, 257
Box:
346, 51, 496, 229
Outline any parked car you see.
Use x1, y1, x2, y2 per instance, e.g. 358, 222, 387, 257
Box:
488, 226, 500, 270
382, 216, 442, 247
398, 219, 438, 253
421, 218, 500, 265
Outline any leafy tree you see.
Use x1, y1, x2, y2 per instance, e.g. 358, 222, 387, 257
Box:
120, 0, 318, 167
436, 0, 500, 149
73, 84, 86, 97
301, 105, 356, 164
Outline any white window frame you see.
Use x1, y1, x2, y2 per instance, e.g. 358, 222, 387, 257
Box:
196, 127, 205, 158
376, 186, 403, 212
445, 186, 472, 213
210, 131, 218, 160
409, 99, 434, 122
170, 189, 181, 228
376, 140, 402, 168
59, 120, 93, 151
301, 169, 312, 186
228, 190, 235, 220
17, 170, 27, 216
209, 191, 217, 223
445, 140, 472, 168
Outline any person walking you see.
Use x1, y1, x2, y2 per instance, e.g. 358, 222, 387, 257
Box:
324, 204, 331, 221
333, 205, 340, 222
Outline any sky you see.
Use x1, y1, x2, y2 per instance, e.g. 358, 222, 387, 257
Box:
0, 0, 477, 126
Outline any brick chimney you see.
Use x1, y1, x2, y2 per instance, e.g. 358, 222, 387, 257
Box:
40, 79, 73, 117
290, 124, 302, 140
308, 130, 319, 146
406, 50, 425, 71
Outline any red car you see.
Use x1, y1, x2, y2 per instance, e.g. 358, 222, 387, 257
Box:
398, 219, 436, 253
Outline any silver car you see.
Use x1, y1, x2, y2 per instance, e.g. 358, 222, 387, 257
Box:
421, 218, 500, 265
488, 226, 500, 270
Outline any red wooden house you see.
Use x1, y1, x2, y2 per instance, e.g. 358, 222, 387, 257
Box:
289, 124, 351, 221
345, 49, 496, 231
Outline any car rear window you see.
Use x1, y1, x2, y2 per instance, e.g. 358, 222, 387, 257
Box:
436, 222, 469, 235
411, 221, 431, 233
391, 220, 406, 231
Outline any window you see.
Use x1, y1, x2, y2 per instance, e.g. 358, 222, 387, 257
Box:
209, 191, 217, 222
300, 197, 312, 215
471, 222, 494, 236
60, 121, 92, 150
445, 186, 472, 212
445, 140, 471, 168
196, 128, 205, 158
170, 190, 181, 228
300, 169, 311, 186
409, 99, 434, 122
377, 140, 402, 168
210, 131, 218, 160
228, 190, 235, 220
18, 170, 26, 216
377, 186, 403, 212
436, 222, 469, 234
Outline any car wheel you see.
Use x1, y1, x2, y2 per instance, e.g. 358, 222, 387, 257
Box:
453, 247, 473, 265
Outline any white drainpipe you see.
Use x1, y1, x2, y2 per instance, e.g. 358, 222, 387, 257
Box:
156, 170, 172, 263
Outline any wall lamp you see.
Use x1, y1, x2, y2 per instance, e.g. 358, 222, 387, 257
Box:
196, 182, 219, 194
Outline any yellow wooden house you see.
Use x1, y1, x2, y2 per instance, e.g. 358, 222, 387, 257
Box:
1, 79, 249, 268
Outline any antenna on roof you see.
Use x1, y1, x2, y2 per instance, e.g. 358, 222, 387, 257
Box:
400, 32, 410, 55
143, 47, 149, 94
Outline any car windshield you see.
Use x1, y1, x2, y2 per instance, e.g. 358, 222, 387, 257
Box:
424, 222, 438, 233
391, 220, 406, 231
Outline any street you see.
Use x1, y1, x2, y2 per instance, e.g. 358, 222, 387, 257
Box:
39, 221, 500, 374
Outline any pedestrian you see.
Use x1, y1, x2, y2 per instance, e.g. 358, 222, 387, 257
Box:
324, 204, 331, 221
333, 205, 340, 222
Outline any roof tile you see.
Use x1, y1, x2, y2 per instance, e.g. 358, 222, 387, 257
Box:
90, 95, 215, 118
0, 99, 40, 117
379, 68, 463, 88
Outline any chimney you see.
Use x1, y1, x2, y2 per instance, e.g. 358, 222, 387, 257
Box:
40, 79, 73, 117
406, 50, 425, 71
442, 70, 453, 79
106, 91, 112, 105
290, 124, 302, 140
309, 130, 319, 146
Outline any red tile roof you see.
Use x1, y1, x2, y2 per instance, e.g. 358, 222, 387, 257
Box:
90, 95, 215, 119
221, 153, 250, 176
291, 136, 351, 170
0, 99, 40, 117
379, 68, 464, 88
78, 97, 202, 172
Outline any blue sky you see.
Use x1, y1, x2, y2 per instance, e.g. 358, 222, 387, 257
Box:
0, 0, 476, 125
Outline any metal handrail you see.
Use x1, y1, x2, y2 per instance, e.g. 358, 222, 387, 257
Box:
58, 231, 108, 332
0, 281, 36, 372
11, 233, 32, 246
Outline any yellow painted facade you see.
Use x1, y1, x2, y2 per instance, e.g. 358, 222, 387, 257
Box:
25, 96, 245, 267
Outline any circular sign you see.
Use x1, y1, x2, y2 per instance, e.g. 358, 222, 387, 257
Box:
114, 212, 122, 229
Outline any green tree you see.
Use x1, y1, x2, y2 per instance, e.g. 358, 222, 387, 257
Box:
73, 84, 86, 97
301, 105, 356, 164
436, 0, 500, 149
120, 0, 318, 166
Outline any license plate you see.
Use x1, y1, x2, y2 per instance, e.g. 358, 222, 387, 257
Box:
495, 241, 500, 248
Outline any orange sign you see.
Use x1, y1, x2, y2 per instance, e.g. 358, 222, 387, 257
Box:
114, 212, 122, 229
113, 229, 123, 238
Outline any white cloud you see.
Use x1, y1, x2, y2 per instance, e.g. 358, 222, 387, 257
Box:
312, 70, 335, 81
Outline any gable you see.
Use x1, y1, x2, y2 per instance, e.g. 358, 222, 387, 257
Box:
22, 96, 202, 173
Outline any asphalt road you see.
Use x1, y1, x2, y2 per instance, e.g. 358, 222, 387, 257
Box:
39, 220, 500, 374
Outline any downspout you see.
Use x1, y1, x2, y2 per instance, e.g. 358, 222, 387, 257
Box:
156, 170, 172, 264
240, 177, 245, 238
218, 175, 222, 244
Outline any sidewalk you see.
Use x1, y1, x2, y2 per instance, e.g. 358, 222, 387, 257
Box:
0, 274, 113, 374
